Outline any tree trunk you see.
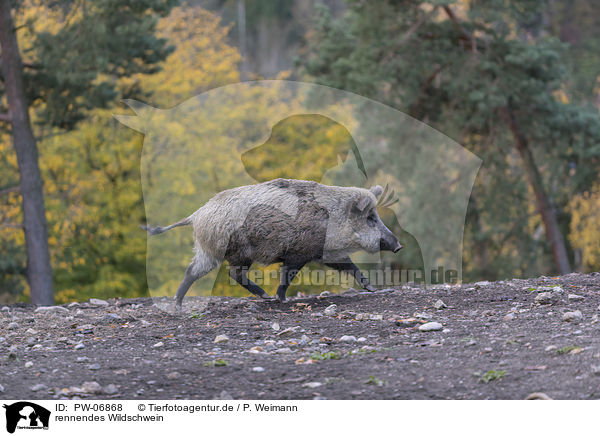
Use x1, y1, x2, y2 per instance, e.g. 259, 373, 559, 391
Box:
502, 105, 572, 275
0, 0, 54, 305
237, 0, 248, 80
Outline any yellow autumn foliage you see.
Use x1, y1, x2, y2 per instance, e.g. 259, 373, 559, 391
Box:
569, 185, 600, 270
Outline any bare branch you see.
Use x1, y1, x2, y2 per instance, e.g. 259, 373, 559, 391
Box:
400, 6, 439, 44
0, 185, 19, 196
0, 222, 24, 229
22, 62, 42, 69
442, 5, 477, 53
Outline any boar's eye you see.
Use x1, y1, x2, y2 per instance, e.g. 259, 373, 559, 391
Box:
367, 212, 377, 227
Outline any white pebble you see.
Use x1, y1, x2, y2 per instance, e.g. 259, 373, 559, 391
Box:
419, 322, 443, 332
213, 335, 229, 344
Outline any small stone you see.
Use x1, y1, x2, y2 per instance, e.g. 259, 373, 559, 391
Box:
545, 345, 558, 352
89, 298, 109, 306
25, 328, 38, 335
153, 341, 164, 348
534, 292, 558, 305
0, 383, 4, 392
103, 313, 121, 321
88, 364, 101, 370
214, 335, 229, 344
433, 300, 447, 310
277, 327, 300, 336
24, 361, 33, 368
74, 343, 85, 350
104, 384, 118, 395
140, 320, 152, 327
273, 347, 292, 354
525, 392, 553, 400
567, 293, 584, 301
591, 365, 600, 376
30, 383, 48, 392
503, 313, 516, 321
318, 291, 331, 298
562, 310, 583, 322
369, 314, 383, 321
357, 337, 367, 342
418, 322, 443, 332
323, 304, 338, 316
216, 390, 234, 400
340, 335, 357, 342
68, 302, 79, 308
1, 306, 9, 312
271, 322, 280, 331
166, 371, 180, 380
252, 367, 265, 372
7, 322, 19, 330
76, 357, 90, 362
34, 305, 69, 313
303, 382, 322, 388
81, 381, 103, 394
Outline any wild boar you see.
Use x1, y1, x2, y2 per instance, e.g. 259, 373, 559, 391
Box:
143, 178, 402, 309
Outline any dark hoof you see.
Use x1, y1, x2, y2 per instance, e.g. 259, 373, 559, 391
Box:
260, 294, 276, 300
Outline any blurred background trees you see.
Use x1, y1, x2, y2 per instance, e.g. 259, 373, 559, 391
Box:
1, 0, 599, 303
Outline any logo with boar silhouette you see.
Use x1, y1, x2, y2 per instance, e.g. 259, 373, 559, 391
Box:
3, 402, 50, 433
115, 80, 481, 310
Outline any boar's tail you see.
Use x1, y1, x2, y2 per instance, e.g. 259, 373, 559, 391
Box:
141, 216, 193, 236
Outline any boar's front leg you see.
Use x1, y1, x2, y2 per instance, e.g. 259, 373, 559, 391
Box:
325, 257, 376, 292
229, 264, 273, 300
276, 262, 306, 302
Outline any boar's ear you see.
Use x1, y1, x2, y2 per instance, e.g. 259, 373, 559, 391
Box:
370, 185, 383, 198
354, 195, 371, 213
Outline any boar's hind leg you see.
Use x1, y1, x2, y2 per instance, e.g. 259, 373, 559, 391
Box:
229, 264, 273, 300
276, 263, 306, 302
175, 250, 220, 309
325, 257, 376, 292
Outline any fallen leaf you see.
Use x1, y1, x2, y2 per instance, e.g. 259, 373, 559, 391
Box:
524, 365, 547, 371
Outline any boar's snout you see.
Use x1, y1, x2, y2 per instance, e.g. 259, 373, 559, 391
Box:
379, 222, 402, 253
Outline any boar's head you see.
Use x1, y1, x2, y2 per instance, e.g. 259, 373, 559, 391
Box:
344, 185, 402, 255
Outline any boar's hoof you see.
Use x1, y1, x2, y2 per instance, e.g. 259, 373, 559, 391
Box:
259, 293, 275, 300
364, 285, 376, 292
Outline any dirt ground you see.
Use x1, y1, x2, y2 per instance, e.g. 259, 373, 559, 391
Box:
1, 273, 600, 400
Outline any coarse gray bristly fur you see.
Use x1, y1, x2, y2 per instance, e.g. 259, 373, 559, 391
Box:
143, 178, 401, 308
